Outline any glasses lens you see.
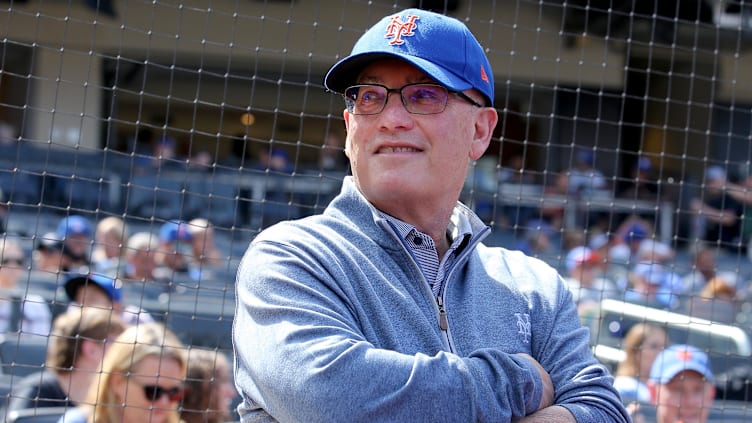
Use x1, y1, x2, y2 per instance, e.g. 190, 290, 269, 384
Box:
345, 85, 387, 115
143, 385, 183, 402
402, 84, 448, 114
1, 258, 24, 266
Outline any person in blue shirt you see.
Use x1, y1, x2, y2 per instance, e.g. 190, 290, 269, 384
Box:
233, 8, 629, 422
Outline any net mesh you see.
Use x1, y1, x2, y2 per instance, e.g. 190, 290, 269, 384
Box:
2, 0, 752, 419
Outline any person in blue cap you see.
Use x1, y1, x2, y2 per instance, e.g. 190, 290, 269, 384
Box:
632, 344, 716, 423
64, 272, 153, 326
56, 214, 93, 271
233, 8, 628, 422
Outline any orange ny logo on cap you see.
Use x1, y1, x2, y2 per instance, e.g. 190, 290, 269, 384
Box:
384, 14, 419, 45
676, 349, 693, 362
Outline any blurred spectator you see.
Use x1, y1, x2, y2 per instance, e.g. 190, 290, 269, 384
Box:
189, 150, 214, 171
5, 307, 127, 413
681, 243, 718, 294
609, 217, 652, 270
563, 246, 618, 314
32, 231, 69, 274
260, 147, 294, 174
319, 132, 348, 172
690, 165, 744, 253
0, 237, 52, 335
722, 169, 752, 252
56, 214, 93, 272
515, 219, 557, 258
618, 157, 660, 202
154, 220, 198, 283
636, 239, 684, 307
624, 262, 667, 309
613, 323, 669, 405
681, 275, 739, 324
120, 231, 160, 283
181, 348, 237, 423
539, 172, 569, 230
568, 149, 606, 196
64, 272, 154, 326
643, 344, 716, 423
91, 216, 129, 275
58, 322, 186, 423
498, 154, 535, 185
497, 154, 536, 228
562, 229, 586, 253
187, 218, 224, 268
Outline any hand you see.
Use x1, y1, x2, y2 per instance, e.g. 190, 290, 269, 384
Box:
516, 353, 554, 410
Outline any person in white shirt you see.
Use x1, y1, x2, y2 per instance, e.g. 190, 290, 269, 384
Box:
0, 237, 52, 335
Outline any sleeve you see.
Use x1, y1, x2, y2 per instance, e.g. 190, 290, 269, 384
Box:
21, 296, 52, 336
532, 275, 630, 423
233, 239, 545, 423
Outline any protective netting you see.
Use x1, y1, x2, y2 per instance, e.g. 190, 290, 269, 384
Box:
2, 0, 752, 420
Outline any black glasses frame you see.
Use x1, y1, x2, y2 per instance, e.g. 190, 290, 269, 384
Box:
1, 258, 25, 266
343, 83, 483, 115
139, 383, 184, 402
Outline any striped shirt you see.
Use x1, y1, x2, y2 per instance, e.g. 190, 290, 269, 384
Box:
380, 211, 472, 296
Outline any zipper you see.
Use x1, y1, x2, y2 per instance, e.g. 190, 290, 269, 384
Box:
436, 296, 448, 331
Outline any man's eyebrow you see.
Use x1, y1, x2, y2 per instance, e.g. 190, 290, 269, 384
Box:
356, 75, 433, 85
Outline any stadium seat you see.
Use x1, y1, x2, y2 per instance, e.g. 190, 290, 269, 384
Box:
5, 406, 69, 423
0, 333, 48, 378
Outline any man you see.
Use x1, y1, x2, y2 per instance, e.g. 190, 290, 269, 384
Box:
4, 307, 127, 414
153, 219, 199, 283
689, 165, 744, 253
563, 246, 618, 312
233, 8, 628, 422
64, 272, 153, 325
56, 214, 93, 271
645, 344, 716, 423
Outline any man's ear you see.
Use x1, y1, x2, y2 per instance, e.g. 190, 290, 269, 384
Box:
469, 107, 498, 160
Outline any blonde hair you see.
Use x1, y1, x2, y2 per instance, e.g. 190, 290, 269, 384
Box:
615, 323, 667, 378
83, 322, 186, 423
92, 217, 129, 262
46, 307, 128, 373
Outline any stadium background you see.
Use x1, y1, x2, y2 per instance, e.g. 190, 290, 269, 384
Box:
2, 0, 752, 420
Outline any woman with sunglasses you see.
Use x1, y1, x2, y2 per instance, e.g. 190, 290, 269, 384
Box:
58, 322, 187, 423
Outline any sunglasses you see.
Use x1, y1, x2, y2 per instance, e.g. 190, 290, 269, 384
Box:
1, 257, 25, 266
137, 383, 184, 402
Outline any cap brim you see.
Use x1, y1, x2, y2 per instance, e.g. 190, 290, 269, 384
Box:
64, 275, 112, 302
658, 364, 714, 384
64, 276, 88, 301
324, 52, 473, 96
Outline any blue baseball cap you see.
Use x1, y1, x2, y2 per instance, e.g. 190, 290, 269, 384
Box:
65, 272, 123, 303
56, 215, 93, 238
159, 220, 193, 243
324, 8, 495, 107
650, 344, 714, 384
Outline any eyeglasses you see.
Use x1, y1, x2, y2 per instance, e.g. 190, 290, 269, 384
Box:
343, 83, 483, 115
1, 258, 25, 266
134, 382, 184, 403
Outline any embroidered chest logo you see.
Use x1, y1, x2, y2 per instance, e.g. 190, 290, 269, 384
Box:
384, 14, 420, 46
514, 313, 531, 344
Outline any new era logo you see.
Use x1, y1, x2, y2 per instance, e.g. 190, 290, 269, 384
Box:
384, 14, 419, 46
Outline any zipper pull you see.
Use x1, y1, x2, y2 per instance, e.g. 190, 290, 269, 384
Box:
437, 296, 448, 331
